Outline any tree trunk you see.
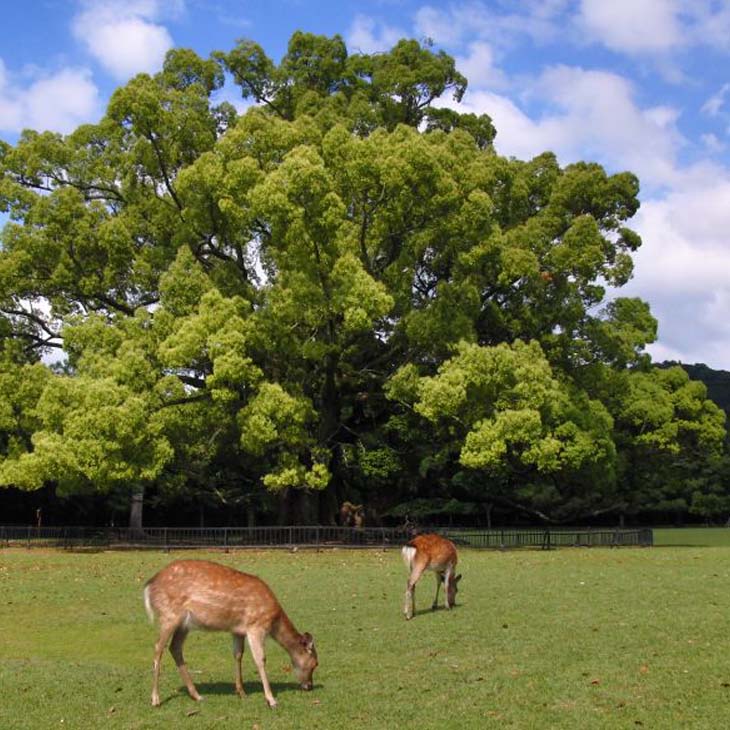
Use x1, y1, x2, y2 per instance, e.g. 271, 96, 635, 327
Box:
300, 490, 318, 524
317, 351, 343, 526
278, 489, 294, 525
129, 485, 145, 536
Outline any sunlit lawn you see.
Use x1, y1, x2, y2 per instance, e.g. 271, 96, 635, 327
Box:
2, 545, 730, 729
653, 527, 730, 547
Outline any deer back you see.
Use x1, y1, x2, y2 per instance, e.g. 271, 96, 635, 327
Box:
144, 559, 283, 634
408, 534, 458, 570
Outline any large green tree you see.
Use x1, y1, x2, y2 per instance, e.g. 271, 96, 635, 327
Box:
0, 32, 725, 527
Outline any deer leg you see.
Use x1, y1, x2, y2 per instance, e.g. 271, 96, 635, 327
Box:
151, 622, 176, 707
443, 566, 453, 609
404, 562, 426, 620
247, 632, 277, 708
232, 634, 246, 698
432, 572, 442, 610
169, 626, 202, 702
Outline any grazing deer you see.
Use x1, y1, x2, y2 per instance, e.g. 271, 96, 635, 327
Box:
402, 534, 461, 620
143, 559, 318, 708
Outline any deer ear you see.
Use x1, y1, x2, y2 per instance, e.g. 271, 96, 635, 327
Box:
300, 632, 315, 652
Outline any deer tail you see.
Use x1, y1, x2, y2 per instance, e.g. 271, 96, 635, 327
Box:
143, 583, 155, 623
401, 544, 416, 571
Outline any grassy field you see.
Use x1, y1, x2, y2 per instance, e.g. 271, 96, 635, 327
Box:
2, 546, 730, 729
653, 527, 730, 547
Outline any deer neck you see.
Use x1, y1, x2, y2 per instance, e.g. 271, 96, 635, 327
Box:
272, 611, 303, 656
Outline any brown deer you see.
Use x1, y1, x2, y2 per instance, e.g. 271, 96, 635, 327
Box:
143, 559, 318, 708
402, 534, 462, 620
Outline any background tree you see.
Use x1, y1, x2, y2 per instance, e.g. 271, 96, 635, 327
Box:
0, 32, 725, 527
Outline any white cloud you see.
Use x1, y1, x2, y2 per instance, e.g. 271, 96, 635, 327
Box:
455, 42, 507, 91
346, 15, 404, 54
412, 0, 730, 63
0, 58, 100, 134
414, 2, 567, 49
577, 0, 730, 57
639, 169, 730, 254
439, 65, 683, 188
623, 172, 730, 368
439, 89, 552, 158
686, 0, 730, 51
577, 0, 683, 54
414, 6, 466, 47
72, 1, 180, 80
702, 83, 730, 117
701, 132, 726, 152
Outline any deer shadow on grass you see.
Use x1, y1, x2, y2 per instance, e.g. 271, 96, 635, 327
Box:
408, 603, 463, 618
195, 680, 322, 697
154, 680, 323, 705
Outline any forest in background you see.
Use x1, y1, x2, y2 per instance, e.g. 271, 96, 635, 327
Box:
1, 33, 728, 529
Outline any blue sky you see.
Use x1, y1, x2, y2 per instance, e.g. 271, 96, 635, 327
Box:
2, 0, 730, 368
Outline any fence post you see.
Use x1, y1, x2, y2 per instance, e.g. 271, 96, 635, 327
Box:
27, 526, 31, 549
163, 527, 168, 553
224, 527, 229, 552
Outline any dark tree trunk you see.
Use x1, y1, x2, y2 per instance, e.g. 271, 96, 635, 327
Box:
317, 351, 343, 525
318, 486, 341, 526
129, 485, 144, 535
278, 489, 294, 525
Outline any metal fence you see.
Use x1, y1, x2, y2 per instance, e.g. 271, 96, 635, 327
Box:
0, 525, 652, 550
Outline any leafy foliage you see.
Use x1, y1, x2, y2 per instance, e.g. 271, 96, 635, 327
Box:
0, 32, 725, 525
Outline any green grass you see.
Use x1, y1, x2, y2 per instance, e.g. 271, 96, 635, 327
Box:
2, 546, 730, 729
653, 527, 730, 547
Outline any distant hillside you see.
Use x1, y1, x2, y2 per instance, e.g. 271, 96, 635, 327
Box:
659, 362, 730, 416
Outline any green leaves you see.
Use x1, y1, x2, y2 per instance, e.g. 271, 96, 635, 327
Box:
237, 383, 329, 492
617, 367, 726, 455
0, 375, 173, 493
403, 340, 615, 479
0, 32, 724, 525
238, 382, 311, 455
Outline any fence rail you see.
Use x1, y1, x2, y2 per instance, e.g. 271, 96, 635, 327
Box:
0, 525, 653, 550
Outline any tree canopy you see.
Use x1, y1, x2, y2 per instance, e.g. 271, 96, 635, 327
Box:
0, 32, 726, 527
